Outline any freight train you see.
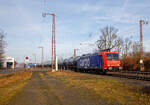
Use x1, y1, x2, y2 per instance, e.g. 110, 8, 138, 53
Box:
61, 51, 122, 74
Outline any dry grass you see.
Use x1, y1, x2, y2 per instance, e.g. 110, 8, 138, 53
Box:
38, 72, 44, 78
48, 71, 150, 105
0, 71, 32, 105
0, 74, 8, 79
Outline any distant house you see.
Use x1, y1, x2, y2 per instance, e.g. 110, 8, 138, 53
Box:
3, 56, 15, 69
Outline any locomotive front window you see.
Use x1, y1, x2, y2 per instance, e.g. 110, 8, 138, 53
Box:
106, 54, 112, 60
112, 54, 119, 60
106, 53, 119, 60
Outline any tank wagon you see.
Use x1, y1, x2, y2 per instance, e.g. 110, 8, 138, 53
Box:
62, 51, 122, 74
62, 56, 80, 70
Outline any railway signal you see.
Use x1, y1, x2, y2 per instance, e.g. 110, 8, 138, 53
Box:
24, 56, 29, 69
25, 56, 29, 64
25, 56, 29, 60
139, 20, 148, 71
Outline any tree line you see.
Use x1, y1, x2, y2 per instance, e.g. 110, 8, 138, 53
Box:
96, 26, 150, 71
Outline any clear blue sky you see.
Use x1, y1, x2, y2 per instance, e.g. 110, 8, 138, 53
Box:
0, 0, 150, 63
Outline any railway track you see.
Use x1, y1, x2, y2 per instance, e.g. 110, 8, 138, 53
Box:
107, 71, 150, 81
60, 67, 150, 81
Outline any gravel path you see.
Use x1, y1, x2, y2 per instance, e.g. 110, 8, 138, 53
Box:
8, 71, 104, 105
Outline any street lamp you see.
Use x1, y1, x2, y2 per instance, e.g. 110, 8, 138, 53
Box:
42, 12, 57, 71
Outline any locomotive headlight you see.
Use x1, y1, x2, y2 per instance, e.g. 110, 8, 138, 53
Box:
108, 67, 112, 70
108, 64, 110, 67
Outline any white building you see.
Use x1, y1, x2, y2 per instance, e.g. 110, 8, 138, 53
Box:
3, 56, 15, 69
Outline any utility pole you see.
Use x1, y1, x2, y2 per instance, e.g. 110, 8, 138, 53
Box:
38, 46, 44, 68
33, 53, 36, 69
42, 13, 57, 71
139, 20, 148, 71
52, 14, 56, 71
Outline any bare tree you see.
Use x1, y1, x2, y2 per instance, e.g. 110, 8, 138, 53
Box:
121, 38, 142, 70
121, 37, 132, 57
132, 41, 140, 55
97, 26, 122, 52
0, 29, 6, 69
115, 37, 123, 52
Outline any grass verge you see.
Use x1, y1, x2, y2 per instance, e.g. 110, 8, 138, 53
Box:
47, 71, 150, 105
38, 72, 44, 78
0, 71, 32, 105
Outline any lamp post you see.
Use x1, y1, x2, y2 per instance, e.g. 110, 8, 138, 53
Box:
42, 13, 57, 71
139, 20, 148, 71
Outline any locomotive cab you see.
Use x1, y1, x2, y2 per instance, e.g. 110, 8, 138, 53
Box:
105, 52, 122, 71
